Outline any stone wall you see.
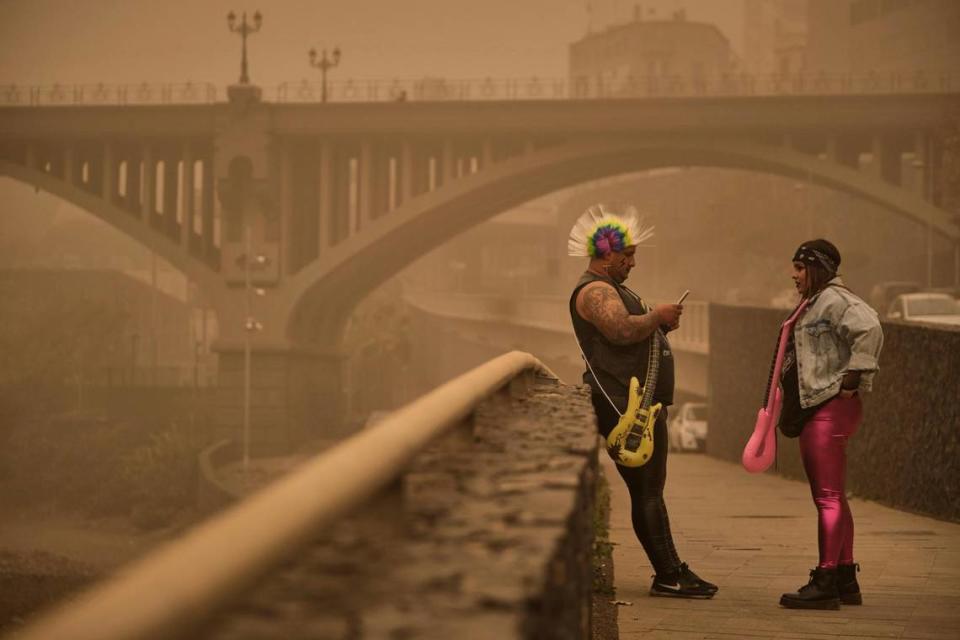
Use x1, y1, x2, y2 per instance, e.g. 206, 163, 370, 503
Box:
207, 376, 600, 639
708, 304, 960, 522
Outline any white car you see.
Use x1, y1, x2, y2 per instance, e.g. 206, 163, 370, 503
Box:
886, 292, 960, 327
668, 402, 709, 452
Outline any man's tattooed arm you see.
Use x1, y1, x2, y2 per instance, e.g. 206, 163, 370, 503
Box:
577, 282, 661, 345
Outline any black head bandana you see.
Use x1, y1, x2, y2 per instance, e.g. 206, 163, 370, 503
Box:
793, 239, 841, 276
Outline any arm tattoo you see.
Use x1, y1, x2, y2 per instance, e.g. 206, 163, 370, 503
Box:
579, 283, 658, 345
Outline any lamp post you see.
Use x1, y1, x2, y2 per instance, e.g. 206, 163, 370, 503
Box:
308, 46, 341, 102
913, 158, 933, 287
239, 223, 268, 474
150, 251, 159, 386
793, 181, 811, 238
130, 332, 139, 385
227, 10, 263, 85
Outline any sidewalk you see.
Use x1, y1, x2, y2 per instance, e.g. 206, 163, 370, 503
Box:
602, 452, 960, 640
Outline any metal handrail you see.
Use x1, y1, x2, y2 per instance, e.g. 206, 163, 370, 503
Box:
12, 351, 556, 640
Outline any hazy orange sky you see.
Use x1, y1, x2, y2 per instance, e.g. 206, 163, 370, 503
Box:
0, 0, 744, 86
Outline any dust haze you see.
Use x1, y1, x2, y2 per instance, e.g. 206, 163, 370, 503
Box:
1, 0, 958, 632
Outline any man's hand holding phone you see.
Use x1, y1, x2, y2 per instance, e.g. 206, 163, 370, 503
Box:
655, 290, 688, 332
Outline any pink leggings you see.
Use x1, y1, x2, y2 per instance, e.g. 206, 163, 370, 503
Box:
799, 394, 862, 569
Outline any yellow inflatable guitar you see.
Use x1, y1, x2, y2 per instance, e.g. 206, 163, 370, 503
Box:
576, 322, 663, 468
606, 374, 660, 466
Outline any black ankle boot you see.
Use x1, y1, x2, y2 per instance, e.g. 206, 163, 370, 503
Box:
837, 563, 862, 605
779, 567, 840, 610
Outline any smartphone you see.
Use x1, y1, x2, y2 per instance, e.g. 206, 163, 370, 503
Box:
676, 289, 690, 305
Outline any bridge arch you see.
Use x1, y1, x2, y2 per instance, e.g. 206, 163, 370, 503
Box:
285, 136, 958, 343
0, 160, 224, 297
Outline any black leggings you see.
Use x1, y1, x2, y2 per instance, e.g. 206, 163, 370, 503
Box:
593, 394, 681, 577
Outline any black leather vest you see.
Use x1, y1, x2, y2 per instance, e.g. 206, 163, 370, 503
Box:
569, 271, 675, 409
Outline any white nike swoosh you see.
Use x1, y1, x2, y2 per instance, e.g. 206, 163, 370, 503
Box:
657, 583, 682, 591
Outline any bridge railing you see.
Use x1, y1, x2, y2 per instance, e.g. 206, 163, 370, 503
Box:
273, 71, 958, 103
12, 351, 556, 640
0, 82, 219, 107
3, 71, 955, 107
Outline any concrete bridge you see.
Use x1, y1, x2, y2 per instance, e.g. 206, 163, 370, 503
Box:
1, 85, 957, 449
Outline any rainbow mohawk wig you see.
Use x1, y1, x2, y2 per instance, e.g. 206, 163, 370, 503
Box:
567, 204, 654, 258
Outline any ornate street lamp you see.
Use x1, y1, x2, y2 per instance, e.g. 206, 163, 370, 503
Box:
308, 46, 342, 102
227, 10, 263, 85
237, 247, 268, 473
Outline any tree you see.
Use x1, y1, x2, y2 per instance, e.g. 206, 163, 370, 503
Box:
0, 273, 131, 411
939, 103, 960, 221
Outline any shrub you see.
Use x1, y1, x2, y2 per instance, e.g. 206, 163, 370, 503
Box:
120, 422, 206, 529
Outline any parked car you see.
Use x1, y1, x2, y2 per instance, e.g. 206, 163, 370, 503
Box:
886, 292, 960, 326
869, 281, 920, 316
667, 402, 709, 452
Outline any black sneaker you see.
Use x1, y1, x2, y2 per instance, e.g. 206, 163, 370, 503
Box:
650, 563, 718, 599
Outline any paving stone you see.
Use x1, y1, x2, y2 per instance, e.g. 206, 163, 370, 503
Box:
605, 452, 960, 640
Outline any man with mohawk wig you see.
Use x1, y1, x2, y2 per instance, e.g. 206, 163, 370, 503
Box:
568, 204, 719, 599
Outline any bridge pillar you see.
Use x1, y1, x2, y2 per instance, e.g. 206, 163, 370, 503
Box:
141, 142, 155, 224
359, 140, 374, 231
24, 142, 36, 172
441, 137, 454, 186
63, 145, 75, 186
481, 138, 494, 170
868, 135, 885, 181
871, 134, 904, 186
213, 342, 348, 454
179, 142, 194, 249
318, 142, 333, 253
102, 141, 115, 206
399, 141, 414, 203
913, 130, 931, 200
826, 134, 860, 168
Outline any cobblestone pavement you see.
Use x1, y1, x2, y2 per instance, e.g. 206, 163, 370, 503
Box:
603, 452, 960, 640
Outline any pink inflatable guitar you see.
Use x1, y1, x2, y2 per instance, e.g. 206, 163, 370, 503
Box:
741, 301, 809, 473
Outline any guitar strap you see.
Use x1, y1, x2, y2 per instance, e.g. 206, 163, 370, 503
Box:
574, 290, 661, 418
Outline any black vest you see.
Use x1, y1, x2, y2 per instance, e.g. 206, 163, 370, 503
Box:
569, 271, 675, 410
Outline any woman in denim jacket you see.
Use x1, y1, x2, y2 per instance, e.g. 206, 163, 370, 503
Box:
778, 239, 883, 610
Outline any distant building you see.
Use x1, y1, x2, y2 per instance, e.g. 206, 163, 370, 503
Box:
568, 9, 736, 97
806, 0, 960, 74
742, 0, 808, 76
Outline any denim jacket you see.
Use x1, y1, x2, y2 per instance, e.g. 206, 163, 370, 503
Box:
793, 277, 884, 408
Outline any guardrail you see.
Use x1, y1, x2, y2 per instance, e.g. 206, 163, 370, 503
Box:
11, 351, 556, 640
2, 71, 956, 107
